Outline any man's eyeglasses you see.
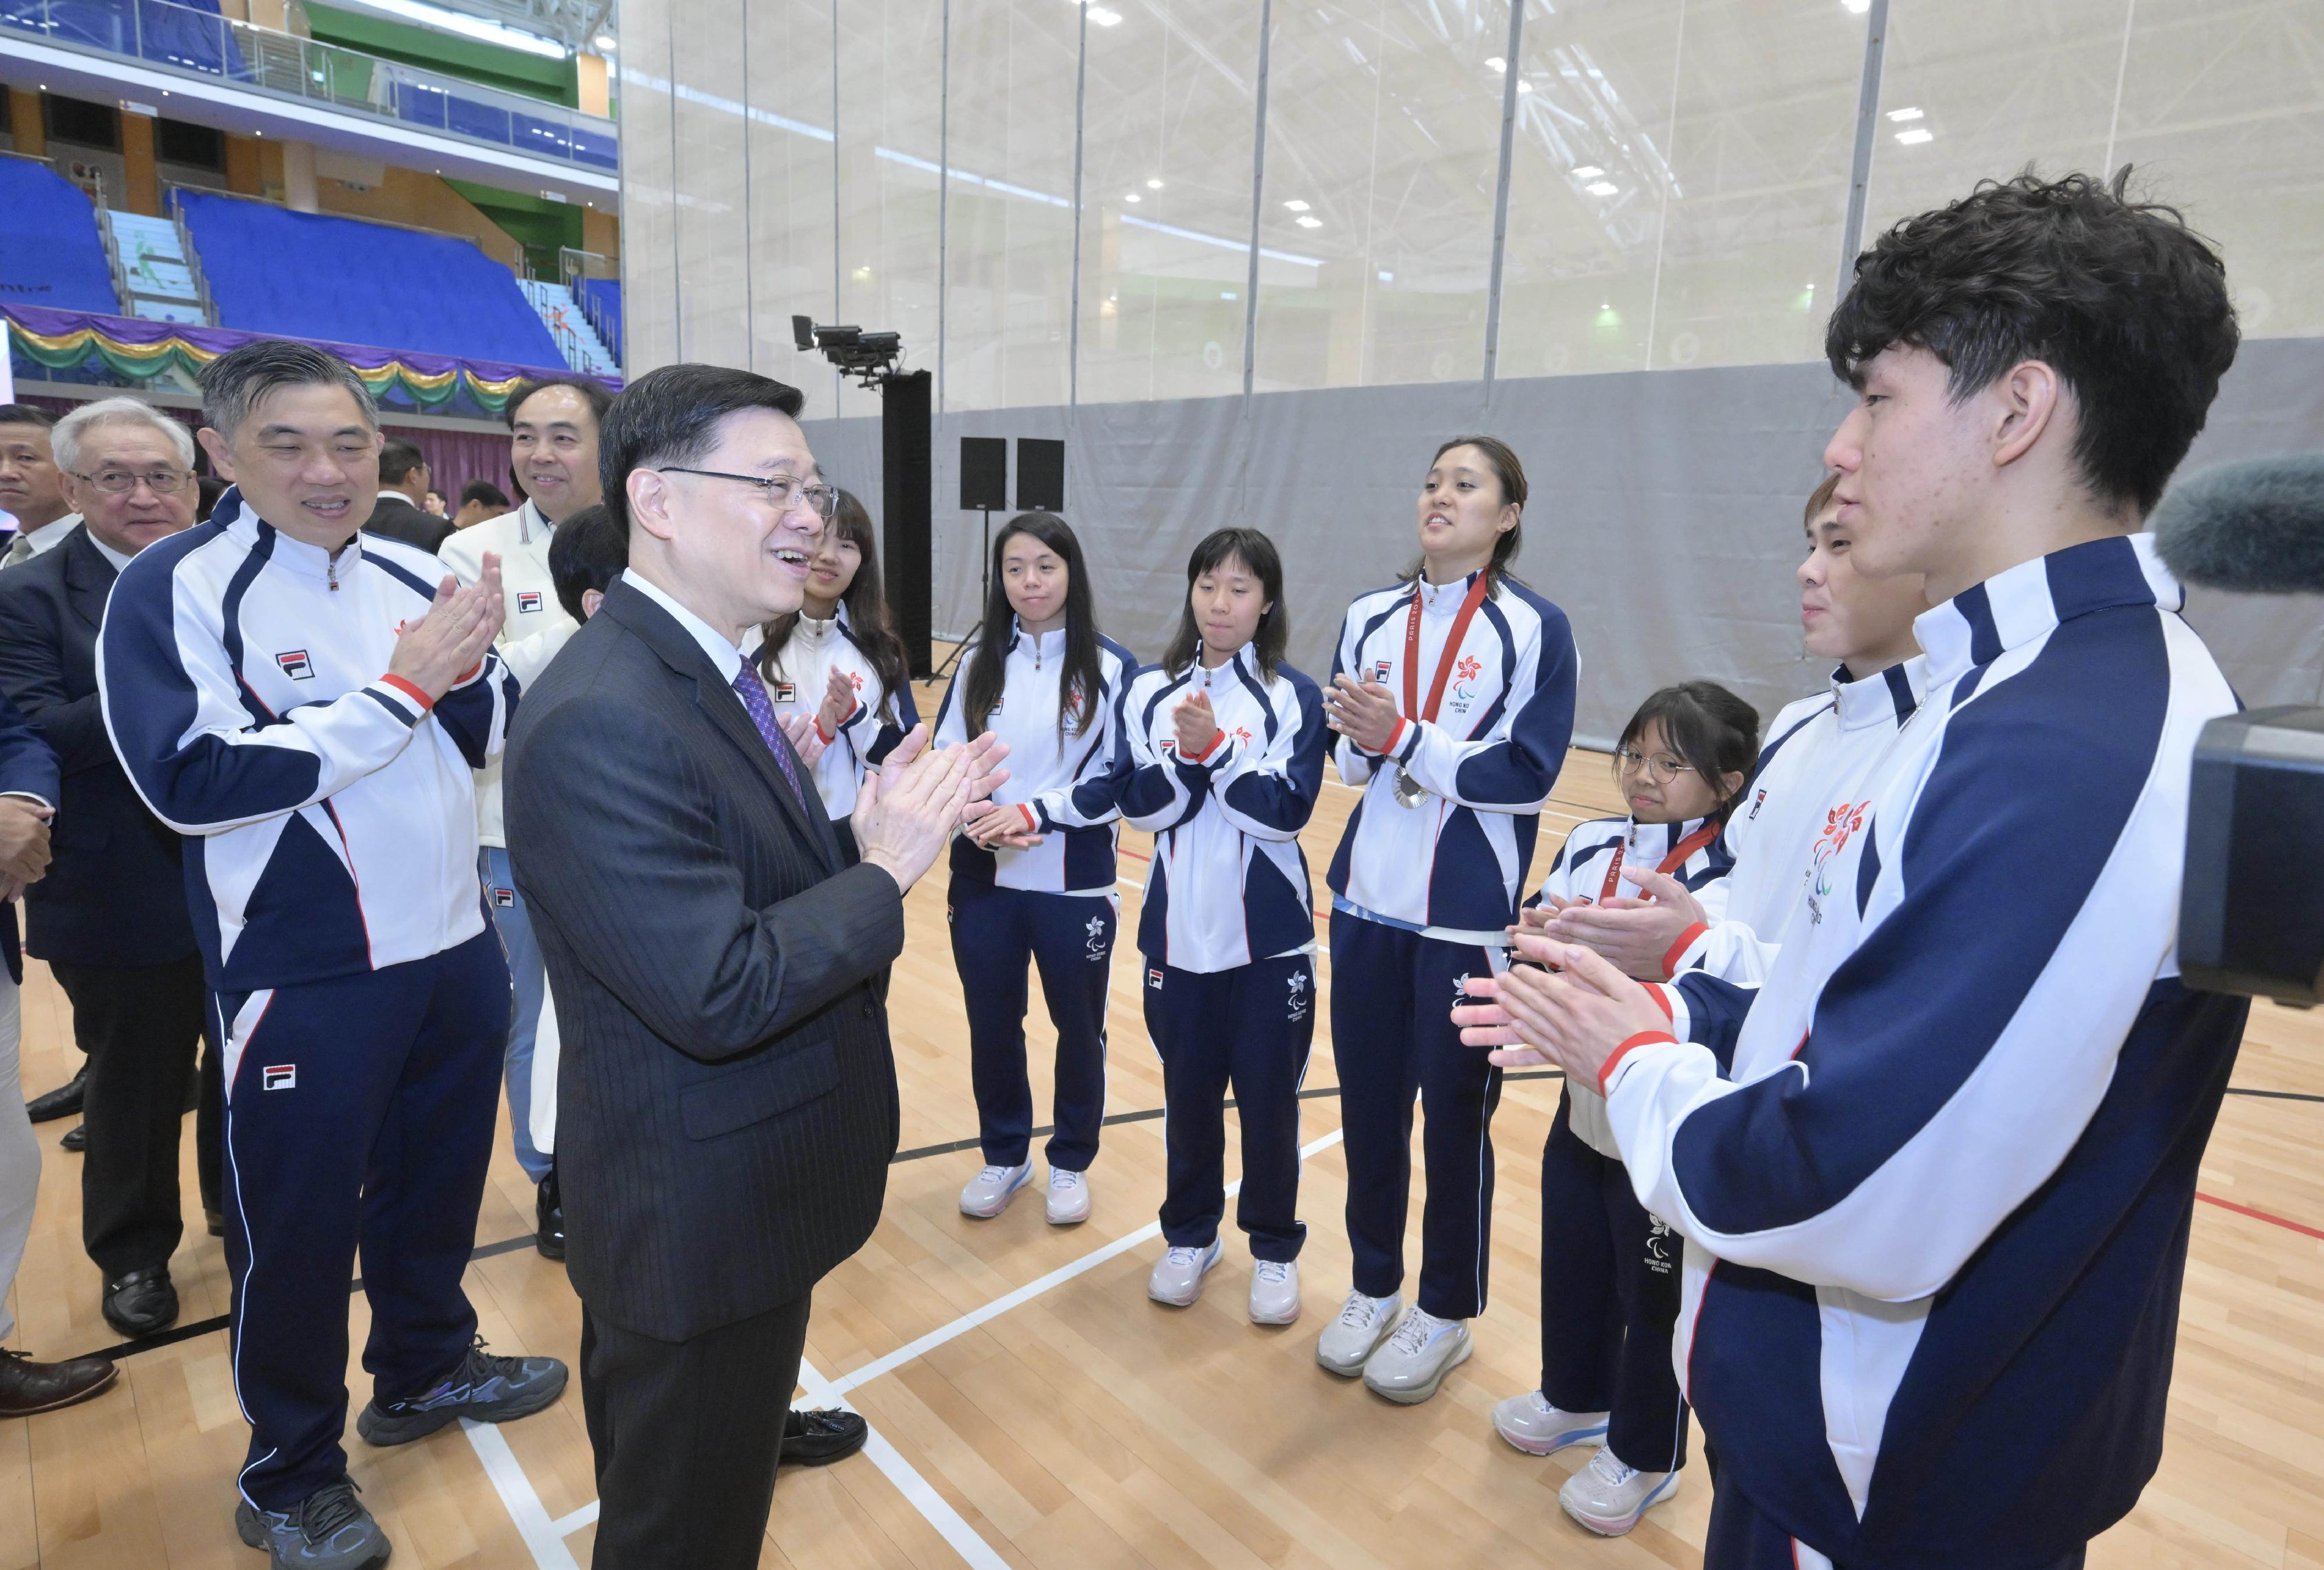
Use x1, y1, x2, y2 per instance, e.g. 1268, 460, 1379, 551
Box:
1614, 747, 1696, 785
656, 467, 838, 520
73, 468, 191, 495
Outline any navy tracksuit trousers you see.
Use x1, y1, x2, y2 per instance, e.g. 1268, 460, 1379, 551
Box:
1538, 1092, 1688, 1472
217, 929, 510, 1510
948, 878, 1116, 1172
1703, 1473, 2087, 1569
1142, 952, 1315, 1262
1327, 911, 1505, 1319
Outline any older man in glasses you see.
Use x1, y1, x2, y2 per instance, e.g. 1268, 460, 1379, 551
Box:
0, 396, 217, 1338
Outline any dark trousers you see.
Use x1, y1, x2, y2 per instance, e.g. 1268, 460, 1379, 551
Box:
581, 1291, 813, 1570
1703, 1475, 2087, 1569
1143, 952, 1314, 1260
948, 878, 1116, 1171
1328, 911, 1505, 1318
219, 930, 509, 1509
1539, 1093, 1688, 1472
50, 955, 211, 1278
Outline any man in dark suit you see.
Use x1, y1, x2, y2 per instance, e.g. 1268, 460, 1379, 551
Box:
362, 437, 453, 552
0, 684, 116, 1415
0, 396, 213, 1337
505, 362, 1006, 1568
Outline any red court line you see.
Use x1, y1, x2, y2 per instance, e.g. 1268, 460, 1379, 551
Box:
2195, 1191, 2324, 1241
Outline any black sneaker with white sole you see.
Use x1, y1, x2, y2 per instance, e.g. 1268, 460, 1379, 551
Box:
354, 1337, 568, 1447
234, 1476, 392, 1570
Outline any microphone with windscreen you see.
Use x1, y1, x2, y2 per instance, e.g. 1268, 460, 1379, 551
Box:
2158, 452, 2324, 1004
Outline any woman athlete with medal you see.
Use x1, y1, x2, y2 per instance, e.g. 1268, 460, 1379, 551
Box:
1312, 436, 1580, 1405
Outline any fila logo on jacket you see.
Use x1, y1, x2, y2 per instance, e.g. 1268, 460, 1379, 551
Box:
1116, 644, 1328, 973
1603, 535, 2251, 1563
96, 488, 516, 1018
1326, 570, 1578, 939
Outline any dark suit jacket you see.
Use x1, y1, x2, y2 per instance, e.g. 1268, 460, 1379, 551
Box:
364, 494, 455, 553
0, 686, 60, 983
505, 578, 905, 1342
0, 525, 198, 968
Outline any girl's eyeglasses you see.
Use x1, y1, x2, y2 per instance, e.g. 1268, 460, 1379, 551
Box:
1615, 747, 1695, 785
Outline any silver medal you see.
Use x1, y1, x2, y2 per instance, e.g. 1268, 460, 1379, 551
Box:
1391, 767, 1426, 807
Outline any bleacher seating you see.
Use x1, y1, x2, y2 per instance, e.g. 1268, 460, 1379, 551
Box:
0, 156, 121, 314
177, 192, 563, 366
515, 279, 616, 376
575, 278, 621, 366
106, 210, 208, 324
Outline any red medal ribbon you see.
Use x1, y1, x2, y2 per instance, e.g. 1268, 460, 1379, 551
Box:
1599, 820, 1722, 904
1398, 570, 1493, 748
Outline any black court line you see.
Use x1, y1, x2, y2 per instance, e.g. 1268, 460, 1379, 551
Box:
69, 1074, 2319, 1364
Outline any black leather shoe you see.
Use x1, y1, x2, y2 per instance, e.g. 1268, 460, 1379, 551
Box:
783, 1407, 867, 1466
26, 1066, 85, 1123
0, 1347, 117, 1417
102, 1266, 178, 1338
59, 1123, 85, 1153
535, 1171, 564, 1262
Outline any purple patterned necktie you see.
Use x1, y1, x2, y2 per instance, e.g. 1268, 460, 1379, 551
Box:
729, 664, 810, 811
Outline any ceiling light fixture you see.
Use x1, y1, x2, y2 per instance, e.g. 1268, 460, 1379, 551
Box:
1572, 165, 1603, 179
1486, 56, 1506, 71
1124, 192, 1141, 202
1887, 106, 1923, 122
1283, 199, 1310, 211
593, 32, 616, 51
1586, 180, 1618, 196
1086, 4, 1122, 23
1146, 178, 1163, 189
1295, 215, 1322, 228
1843, 0, 1871, 12
1894, 127, 1933, 145
1518, 80, 1533, 92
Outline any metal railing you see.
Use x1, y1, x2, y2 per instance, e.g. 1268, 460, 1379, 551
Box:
2, 0, 618, 175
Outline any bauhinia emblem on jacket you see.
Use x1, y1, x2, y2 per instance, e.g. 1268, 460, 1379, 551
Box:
1448, 653, 1483, 714
1808, 799, 1871, 924
1084, 913, 1107, 961
1287, 969, 1310, 1022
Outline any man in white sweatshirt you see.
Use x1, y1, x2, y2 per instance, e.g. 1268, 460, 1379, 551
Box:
439, 375, 610, 1257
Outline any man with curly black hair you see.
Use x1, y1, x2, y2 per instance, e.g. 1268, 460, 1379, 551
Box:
1459, 170, 2247, 1567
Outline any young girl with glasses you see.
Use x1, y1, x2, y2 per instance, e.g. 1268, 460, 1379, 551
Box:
1490, 680, 1758, 1537
1314, 436, 1579, 1404
1121, 528, 1328, 1325
936, 512, 1136, 1227
756, 488, 919, 857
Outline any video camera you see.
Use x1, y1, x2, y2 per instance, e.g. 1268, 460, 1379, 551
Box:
2157, 453, 2324, 1005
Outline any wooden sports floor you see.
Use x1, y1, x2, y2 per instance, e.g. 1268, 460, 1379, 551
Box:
7, 681, 2323, 1568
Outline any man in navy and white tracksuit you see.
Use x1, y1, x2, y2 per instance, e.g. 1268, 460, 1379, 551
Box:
97, 343, 564, 1570
1464, 175, 2248, 1567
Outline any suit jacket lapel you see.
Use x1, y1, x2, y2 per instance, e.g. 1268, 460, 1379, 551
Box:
62, 527, 116, 634
601, 581, 840, 875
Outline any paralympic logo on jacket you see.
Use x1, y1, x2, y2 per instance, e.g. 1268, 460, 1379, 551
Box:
1807, 799, 1870, 925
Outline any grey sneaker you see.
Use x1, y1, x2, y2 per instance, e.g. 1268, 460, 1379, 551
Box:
1248, 1259, 1301, 1325
959, 1161, 1032, 1218
1491, 1390, 1610, 1456
1147, 1240, 1223, 1306
234, 1476, 391, 1569
1558, 1446, 1682, 1536
1359, 1307, 1471, 1404
354, 1337, 567, 1446
1314, 1290, 1403, 1375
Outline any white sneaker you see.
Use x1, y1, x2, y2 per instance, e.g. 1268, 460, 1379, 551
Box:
1314, 1290, 1403, 1376
959, 1161, 1031, 1218
1147, 1240, 1222, 1306
1045, 1167, 1091, 1225
1249, 1259, 1300, 1325
1360, 1307, 1472, 1404
1491, 1391, 1611, 1456
1558, 1447, 1682, 1536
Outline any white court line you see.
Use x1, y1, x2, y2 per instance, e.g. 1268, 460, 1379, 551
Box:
462, 1418, 584, 1570
795, 1357, 1014, 1570
833, 1126, 1346, 1397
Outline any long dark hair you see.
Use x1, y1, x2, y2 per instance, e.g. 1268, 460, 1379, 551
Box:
962, 511, 1102, 738
1161, 527, 1287, 680
1615, 681, 1762, 822
1404, 434, 1527, 595
759, 488, 910, 724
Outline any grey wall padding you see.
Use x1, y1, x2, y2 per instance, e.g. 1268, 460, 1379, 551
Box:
802, 334, 2324, 749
